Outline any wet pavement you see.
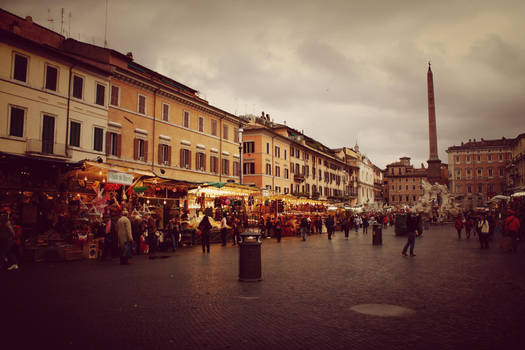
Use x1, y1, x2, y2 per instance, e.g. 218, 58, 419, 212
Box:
2, 224, 525, 349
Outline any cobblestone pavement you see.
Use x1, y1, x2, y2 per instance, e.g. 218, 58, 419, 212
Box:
2, 224, 525, 350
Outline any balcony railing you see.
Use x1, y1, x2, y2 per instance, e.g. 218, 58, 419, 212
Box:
26, 139, 69, 157
294, 173, 305, 182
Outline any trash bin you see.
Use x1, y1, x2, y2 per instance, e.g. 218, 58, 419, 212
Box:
372, 224, 382, 245
239, 231, 262, 282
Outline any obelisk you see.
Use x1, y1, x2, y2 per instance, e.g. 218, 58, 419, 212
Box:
426, 62, 442, 184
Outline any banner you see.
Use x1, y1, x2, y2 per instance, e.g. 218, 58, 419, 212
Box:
107, 171, 133, 185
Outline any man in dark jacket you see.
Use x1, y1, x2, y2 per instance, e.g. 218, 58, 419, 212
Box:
402, 212, 419, 257
198, 215, 212, 254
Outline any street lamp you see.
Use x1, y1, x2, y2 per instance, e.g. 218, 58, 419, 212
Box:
238, 123, 244, 185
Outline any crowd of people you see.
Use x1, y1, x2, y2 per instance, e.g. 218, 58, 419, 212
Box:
2, 194, 524, 270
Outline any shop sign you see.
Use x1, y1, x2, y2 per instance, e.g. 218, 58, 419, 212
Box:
107, 171, 133, 185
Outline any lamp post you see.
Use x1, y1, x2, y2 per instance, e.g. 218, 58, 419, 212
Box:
238, 123, 244, 185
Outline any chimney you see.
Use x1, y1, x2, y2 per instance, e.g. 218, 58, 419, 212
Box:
126, 52, 133, 59
261, 111, 265, 118
25, 16, 33, 23
481, 138, 484, 141
461, 142, 464, 146
473, 138, 476, 142
266, 113, 269, 120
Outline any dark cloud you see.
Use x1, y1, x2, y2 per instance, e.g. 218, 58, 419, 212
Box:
3, 0, 525, 168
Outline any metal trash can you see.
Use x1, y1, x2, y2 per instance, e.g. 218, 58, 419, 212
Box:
239, 232, 262, 282
372, 224, 382, 245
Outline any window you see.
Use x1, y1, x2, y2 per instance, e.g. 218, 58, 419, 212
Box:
456, 156, 460, 163
211, 119, 217, 136
406, 185, 408, 190
275, 186, 281, 193
234, 128, 239, 143
412, 185, 416, 190
296, 164, 300, 175
312, 167, 316, 179
233, 161, 240, 177
488, 168, 493, 177
275, 146, 280, 158
110, 86, 119, 106
477, 155, 481, 162
183, 111, 190, 128
211, 156, 219, 173
134, 138, 147, 161
69, 121, 81, 147
290, 146, 294, 157
198, 117, 204, 132
304, 153, 309, 161
413, 196, 416, 201
284, 168, 289, 179
265, 163, 272, 175
106, 132, 121, 157
296, 149, 300, 158
13, 53, 28, 82
478, 183, 483, 193
162, 104, 169, 121
499, 153, 503, 161
305, 184, 310, 193
466, 168, 472, 176
138, 95, 146, 114
477, 168, 482, 176
466, 155, 470, 162
284, 150, 287, 160
243, 141, 255, 153
488, 154, 492, 161
266, 143, 270, 154
159, 144, 171, 165
488, 184, 494, 193
275, 166, 280, 177
243, 162, 255, 175
9, 106, 24, 137
196, 152, 206, 170
223, 125, 229, 140
45, 65, 58, 91
181, 149, 191, 168
222, 159, 230, 175
467, 184, 472, 193
93, 127, 104, 152
72, 75, 83, 99
456, 184, 462, 192
95, 83, 105, 106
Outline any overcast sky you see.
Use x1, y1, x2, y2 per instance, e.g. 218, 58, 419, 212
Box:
4, 0, 525, 168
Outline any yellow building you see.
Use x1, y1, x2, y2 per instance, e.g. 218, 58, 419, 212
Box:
60, 39, 244, 185
242, 114, 348, 201
0, 11, 110, 164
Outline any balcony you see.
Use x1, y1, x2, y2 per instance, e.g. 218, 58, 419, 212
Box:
294, 173, 305, 182
26, 139, 69, 158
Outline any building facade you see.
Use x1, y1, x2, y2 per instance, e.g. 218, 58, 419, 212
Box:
507, 133, 525, 193
242, 115, 348, 201
0, 11, 111, 164
446, 137, 513, 208
383, 157, 426, 206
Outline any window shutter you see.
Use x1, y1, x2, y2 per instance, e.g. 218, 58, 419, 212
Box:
116, 134, 122, 157
195, 152, 199, 170
133, 138, 138, 160
203, 154, 206, 171
180, 149, 184, 167
167, 146, 172, 166
143, 141, 148, 162
105, 132, 111, 155
158, 144, 163, 164
188, 151, 192, 169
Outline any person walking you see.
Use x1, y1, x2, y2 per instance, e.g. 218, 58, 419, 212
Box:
464, 215, 474, 239
455, 215, 463, 240
116, 210, 133, 265
0, 212, 19, 271
342, 216, 350, 239
504, 210, 521, 253
477, 214, 490, 249
326, 215, 335, 240
167, 216, 180, 252
300, 216, 308, 241
198, 215, 212, 254
220, 215, 229, 246
362, 216, 369, 235
402, 211, 419, 257
274, 216, 282, 243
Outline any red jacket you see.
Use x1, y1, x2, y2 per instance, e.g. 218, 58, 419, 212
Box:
504, 215, 520, 233
455, 218, 463, 230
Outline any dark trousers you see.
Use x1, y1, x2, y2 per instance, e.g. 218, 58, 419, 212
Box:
344, 228, 349, 238
328, 228, 333, 240
479, 233, 489, 248
465, 228, 471, 239
456, 228, 462, 239
120, 243, 130, 265
402, 234, 416, 255
363, 226, 368, 234
220, 228, 227, 246
276, 230, 281, 242
201, 233, 210, 253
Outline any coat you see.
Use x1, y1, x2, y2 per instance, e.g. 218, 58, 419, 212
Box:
116, 215, 133, 248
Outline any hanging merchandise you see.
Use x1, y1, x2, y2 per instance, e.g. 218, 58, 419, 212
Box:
104, 183, 121, 191
132, 186, 148, 194
122, 185, 127, 201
